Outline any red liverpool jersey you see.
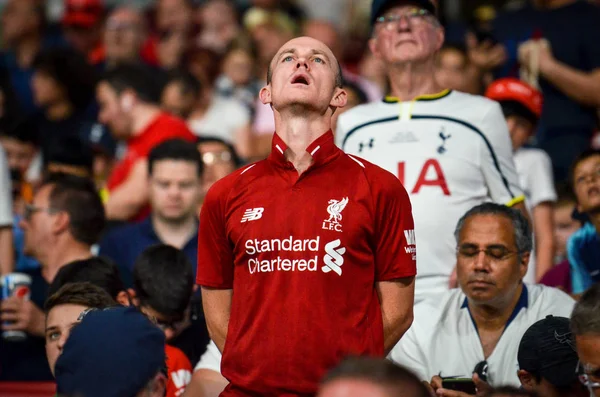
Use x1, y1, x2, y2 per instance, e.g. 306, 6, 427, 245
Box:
197, 131, 416, 396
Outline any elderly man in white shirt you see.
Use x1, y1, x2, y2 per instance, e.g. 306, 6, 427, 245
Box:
389, 202, 575, 395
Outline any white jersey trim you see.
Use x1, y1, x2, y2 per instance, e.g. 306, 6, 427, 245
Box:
347, 154, 365, 168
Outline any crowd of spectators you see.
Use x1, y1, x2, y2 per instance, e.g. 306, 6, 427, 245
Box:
0, 0, 599, 396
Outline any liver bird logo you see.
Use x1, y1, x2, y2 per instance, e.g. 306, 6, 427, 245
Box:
326, 197, 349, 223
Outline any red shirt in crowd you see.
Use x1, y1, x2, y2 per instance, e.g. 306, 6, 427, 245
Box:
165, 345, 192, 397
197, 131, 417, 396
106, 112, 196, 220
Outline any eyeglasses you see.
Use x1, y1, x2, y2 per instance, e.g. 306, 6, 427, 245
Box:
375, 8, 434, 30
23, 204, 58, 220
202, 151, 233, 165
457, 246, 520, 261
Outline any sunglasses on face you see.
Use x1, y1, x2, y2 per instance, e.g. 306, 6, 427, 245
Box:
375, 8, 435, 30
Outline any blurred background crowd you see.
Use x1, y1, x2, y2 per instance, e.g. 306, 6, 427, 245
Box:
1, 0, 600, 396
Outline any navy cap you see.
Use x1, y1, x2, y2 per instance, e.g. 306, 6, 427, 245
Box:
371, 0, 437, 25
518, 316, 579, 388
55, 306, 166, 397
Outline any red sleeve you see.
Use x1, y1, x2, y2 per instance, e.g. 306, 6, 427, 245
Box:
196, 178, 235, 288
165, 345, 192, 397
370, 167, 417, 281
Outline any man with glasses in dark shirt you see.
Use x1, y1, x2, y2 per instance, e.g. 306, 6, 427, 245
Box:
0, 173, 105, 380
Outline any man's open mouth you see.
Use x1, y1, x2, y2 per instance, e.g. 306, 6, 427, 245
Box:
291, 75, 309, 85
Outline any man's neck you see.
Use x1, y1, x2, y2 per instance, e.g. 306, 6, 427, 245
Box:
388, 60, 444, 101
151, 214, 197, 249
131, 104, 162, 137
468, 283, 524, 331
40, 241, 92, 283
45, 101, 74, 121
273, 109, 331, 174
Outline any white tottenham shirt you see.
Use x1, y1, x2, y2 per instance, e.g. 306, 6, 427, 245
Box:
514, 147, 557, 283
337, 90, 525, 302
388, 284, 575, 387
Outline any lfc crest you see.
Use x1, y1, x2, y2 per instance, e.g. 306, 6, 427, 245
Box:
322, 197, 348, 233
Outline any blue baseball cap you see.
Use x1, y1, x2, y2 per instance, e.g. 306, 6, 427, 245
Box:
55, 306, 166, 397
371, 0, 437, 25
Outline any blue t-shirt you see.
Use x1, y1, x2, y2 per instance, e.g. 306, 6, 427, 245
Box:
0, 268, 52, 381
98, 218, 199, 288
567, 222, 600, 294
492, 1, 600, 136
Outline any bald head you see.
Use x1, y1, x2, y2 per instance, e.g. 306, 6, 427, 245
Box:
267, 36, 343, 88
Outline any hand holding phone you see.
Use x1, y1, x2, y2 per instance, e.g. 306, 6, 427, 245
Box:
441, 378, 477, 394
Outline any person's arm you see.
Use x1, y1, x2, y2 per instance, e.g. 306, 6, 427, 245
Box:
182, 340, 228, 397
533, 202, 555, 280
183, 369, 228, 397
104, 159, 149, 220
196, 177, 235, 353
519, 39, 600, 107
0, 227, 14, 275
200, 288, 232, 353
370, 166, 417, 353
388, 303, 429, 381
541, 62, 600, 108
478, 103, 529, 221
525, 150, 557, 280
376, 277, 415, 353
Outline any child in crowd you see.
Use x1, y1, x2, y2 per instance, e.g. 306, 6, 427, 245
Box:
435, 44, 481, 95
486, 78, 556, 282
214, 35, 262, 111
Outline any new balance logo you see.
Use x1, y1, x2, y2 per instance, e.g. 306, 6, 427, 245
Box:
322, 239, 346, 276
241, 208, 264, 223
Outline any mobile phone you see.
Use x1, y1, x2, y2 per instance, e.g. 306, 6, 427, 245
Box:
442, 378, 477, 394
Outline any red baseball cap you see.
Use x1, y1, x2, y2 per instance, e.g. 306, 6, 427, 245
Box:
485, 78, 543, 120
62, 0, 104, 28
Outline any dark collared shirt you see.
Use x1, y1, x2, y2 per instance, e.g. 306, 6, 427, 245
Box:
99, 217, 198, 287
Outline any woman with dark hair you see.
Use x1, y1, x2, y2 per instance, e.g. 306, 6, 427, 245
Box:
30, 47, 99, 168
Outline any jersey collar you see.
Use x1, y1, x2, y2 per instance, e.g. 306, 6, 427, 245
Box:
268, 130, 339, 169
462, 284, 529, 333
382, 89, 452, 103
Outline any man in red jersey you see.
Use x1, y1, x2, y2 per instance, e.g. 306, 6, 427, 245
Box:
197, 36, 417, 396
96, 63, 196, 221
